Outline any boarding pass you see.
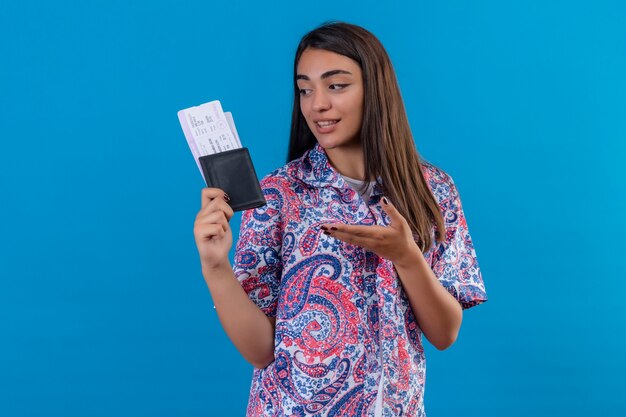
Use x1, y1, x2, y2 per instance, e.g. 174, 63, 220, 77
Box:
177, 100, 242, 174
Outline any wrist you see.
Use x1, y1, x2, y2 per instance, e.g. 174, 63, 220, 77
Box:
392, 242, 424, 270
201, 261, 232, 279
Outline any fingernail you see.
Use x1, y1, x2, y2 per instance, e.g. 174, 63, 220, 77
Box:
382, 197, 389, 205
321, 225, 328, 231
223, 194, 230, 202
323, 231, 331, 235
330, 226, 338, 231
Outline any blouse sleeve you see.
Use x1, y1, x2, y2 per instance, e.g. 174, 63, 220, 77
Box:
232, 183, 284, 317
430, 174, 488, 310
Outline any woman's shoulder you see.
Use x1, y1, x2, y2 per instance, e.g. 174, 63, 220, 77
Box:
419, 160, 453, 183
258, 158, 307, 191
419, 160, 457, 205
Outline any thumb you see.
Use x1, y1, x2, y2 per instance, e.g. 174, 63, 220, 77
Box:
380, 196, 405, 227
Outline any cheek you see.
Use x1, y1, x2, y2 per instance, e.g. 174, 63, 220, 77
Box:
342, 99, 363, 125
299, 100, 311, 120
353, 99, 365, 125
340, 93, 363, 115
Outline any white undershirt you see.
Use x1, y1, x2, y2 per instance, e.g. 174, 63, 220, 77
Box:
340, 174, 376, 203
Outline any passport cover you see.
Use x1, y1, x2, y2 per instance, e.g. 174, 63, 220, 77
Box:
198, 147, 266, 212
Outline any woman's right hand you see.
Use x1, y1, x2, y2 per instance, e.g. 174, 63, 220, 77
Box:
193, 187, 235, 271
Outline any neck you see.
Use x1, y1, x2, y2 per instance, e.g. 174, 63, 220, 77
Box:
324, 141, 372, 181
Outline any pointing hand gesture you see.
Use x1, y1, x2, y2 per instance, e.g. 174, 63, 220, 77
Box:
321, 197, 422, 266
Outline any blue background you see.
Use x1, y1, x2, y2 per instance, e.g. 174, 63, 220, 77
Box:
1, 1, 625, 416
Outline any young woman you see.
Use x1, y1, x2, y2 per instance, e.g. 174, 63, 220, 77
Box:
193, 22, 487, 417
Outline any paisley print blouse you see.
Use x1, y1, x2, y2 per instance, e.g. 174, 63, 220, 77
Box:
232, 142, 488, 416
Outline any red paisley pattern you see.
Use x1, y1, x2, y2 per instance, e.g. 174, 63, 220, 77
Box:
232, 143, 487, 416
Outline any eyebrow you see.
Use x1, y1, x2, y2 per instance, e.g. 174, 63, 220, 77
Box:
296, 69, 353, 81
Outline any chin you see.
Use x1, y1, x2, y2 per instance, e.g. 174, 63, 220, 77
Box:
315, 140, 340, 150
316, 137, 359, 150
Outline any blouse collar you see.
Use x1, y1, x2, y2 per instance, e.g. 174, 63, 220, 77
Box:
292, 142, 385, 198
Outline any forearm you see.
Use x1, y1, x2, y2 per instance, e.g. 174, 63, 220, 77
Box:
202, 263, 276, 368
393, 245, 463, 350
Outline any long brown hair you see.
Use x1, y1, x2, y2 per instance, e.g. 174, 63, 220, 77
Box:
288, 22, 445, 252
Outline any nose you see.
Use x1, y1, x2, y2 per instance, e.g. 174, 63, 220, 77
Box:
312, 90, 331, 112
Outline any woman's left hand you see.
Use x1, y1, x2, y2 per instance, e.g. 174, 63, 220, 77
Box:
320, 197, 422, 266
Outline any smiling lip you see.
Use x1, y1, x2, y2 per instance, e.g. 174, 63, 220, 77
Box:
314, 119, 340, 134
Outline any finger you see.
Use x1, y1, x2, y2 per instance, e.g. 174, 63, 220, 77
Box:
196, 223, 226, 240
325, 229, 378, 249
202, 194, 235, 221
201, 187, 230, 210
380, 196, 406, 226
322, 223, 386, 238
321, 224, 379, 243
198, 210, 230, 233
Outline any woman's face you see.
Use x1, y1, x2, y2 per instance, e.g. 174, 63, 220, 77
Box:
296, 48, 364, 150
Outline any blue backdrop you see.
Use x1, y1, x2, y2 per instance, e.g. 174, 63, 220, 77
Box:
1, 1, 625, 416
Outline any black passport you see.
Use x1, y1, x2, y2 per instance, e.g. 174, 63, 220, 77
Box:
198, 147, 266, 212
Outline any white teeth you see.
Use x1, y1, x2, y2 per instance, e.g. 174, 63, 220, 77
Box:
316, 120, 338, 127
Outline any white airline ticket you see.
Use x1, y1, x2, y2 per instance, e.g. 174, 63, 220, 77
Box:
177, 100, 242, 174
